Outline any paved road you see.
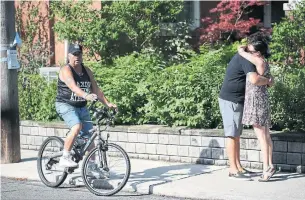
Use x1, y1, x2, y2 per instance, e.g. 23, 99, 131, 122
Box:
1, 177, 201, 200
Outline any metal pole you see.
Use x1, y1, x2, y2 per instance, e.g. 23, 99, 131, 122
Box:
1, 1, 21, 163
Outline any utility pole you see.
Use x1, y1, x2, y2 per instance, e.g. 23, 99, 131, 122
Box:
1, 1, 21, 163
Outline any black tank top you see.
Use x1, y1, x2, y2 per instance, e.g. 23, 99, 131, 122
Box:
56, 64, 92, 107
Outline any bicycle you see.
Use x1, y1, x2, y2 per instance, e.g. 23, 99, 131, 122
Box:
37, 101, 131, 196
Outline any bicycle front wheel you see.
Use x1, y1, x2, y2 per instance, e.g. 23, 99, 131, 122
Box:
82, 143, 131, 196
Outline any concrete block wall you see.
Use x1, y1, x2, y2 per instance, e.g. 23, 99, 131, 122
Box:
20, 121, 305, 173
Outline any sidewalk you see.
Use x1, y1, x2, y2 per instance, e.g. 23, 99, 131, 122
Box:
1, 150, 305, 200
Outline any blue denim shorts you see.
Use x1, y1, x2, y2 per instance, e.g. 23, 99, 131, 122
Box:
55, 102, 93, 137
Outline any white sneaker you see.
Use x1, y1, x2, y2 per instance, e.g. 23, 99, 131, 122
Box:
59, 156, 78, 168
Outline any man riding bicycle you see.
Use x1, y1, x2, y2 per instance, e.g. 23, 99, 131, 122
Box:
55, 43, 117, 168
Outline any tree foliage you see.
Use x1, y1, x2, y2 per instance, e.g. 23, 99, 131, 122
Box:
198, 0, 265, 44
270, 0, 305, 70
50, 0, 191, 63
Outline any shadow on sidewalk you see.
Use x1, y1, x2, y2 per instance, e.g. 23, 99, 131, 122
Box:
128, 138, 226, 193
128, 163, 224, 193
267, 173, 305, 182
21, 157, 37, 162
112, 193, 150, 197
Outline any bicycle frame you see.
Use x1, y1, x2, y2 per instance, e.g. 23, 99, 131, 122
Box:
48, 123, 108, 160
73, 124, 109, 163
48, 102, 115, 166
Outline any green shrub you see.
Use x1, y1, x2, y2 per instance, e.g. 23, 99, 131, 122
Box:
88, 53, 164, 124
269, 67, 305, 131
18, 73, 58, 121
268, 1, 305, 131
142, 46, 235, 127
87, 44, 237, 128
18, 42, 305, 131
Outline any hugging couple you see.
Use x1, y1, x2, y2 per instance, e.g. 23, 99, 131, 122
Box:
219, 32, 275, 182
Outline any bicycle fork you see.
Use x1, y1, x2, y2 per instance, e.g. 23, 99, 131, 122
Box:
98, 134, 110, 172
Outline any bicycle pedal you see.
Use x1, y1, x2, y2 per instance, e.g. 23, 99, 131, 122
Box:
69, 179, 76, 185
65, 166, 78, 174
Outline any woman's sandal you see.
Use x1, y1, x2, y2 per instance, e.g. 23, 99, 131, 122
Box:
267, 166, 276, 178
239, 168, 255, 174
258, 170, 272, 182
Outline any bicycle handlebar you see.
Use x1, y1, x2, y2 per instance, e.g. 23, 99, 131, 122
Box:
88, 100, 97, 111
87, 100, 117, 124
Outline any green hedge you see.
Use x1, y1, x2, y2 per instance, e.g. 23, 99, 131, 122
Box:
142, 47, 233, 127
269, 68, 305, 131
18, 73, 58, 121
89, 53, 164, 124
18, 44, 305, 131
88, 44, 237, 127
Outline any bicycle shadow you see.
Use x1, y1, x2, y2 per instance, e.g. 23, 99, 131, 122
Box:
126, 161, 225, 193
61, 161, 224, 189
63, 138, 228, 193
126, 137, 226, 193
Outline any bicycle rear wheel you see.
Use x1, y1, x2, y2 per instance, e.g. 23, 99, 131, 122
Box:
37, 136, 68, 187
82, 143, 131, 196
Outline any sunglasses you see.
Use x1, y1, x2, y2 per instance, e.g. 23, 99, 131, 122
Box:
72, 52, 82, 56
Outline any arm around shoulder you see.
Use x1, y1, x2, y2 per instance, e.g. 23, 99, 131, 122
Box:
255, 61, 266, 76
239, 54, 265, 76
247, 72, 269, 86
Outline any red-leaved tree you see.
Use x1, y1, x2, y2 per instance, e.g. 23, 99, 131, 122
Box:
198, 0, 267, 44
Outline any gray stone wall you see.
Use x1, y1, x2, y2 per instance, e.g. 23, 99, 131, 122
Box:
20, 121, 305, 173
